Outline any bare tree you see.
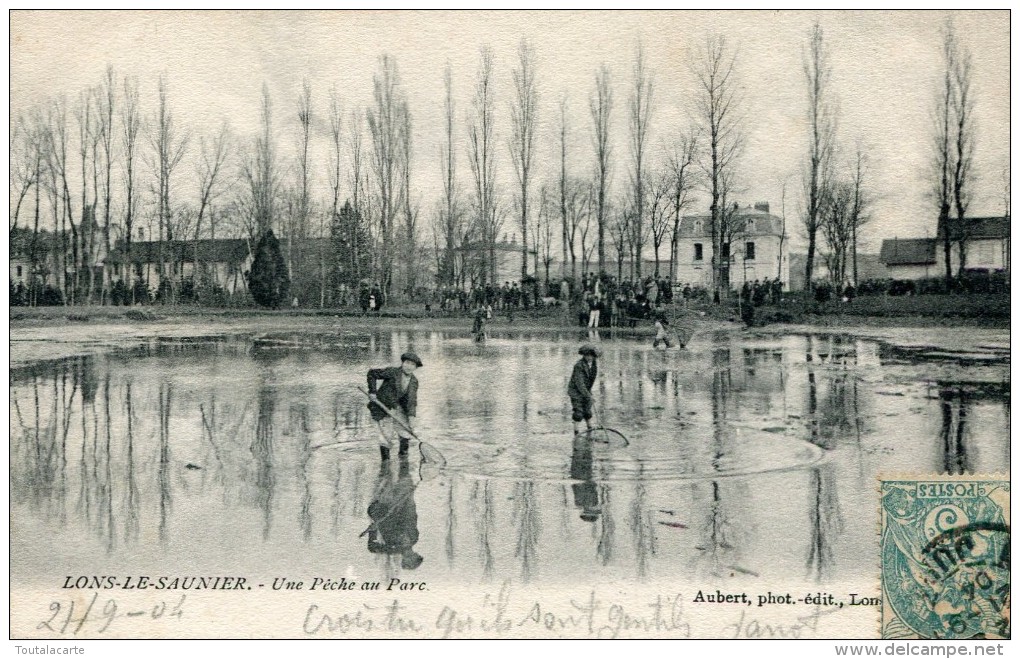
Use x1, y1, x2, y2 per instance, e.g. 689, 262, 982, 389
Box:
194, 122, 232, 287
665, 132, 698, 281
802, 21, 835, 294
15, 109, 46, 303
609, 195, 630, 281
558, 96, 569, 281
121, 75, 141, 297
509, 39, 538, 281
48, 98, 78, 303
326, 86, 344, 305
693, 35, 744, 300
439, 62, 461, 287
932, 22, 955, 284
820, 178, 854, 290
70, 91, 89, 301
9, 114, 38, 233
242, 83, 279, 240
96, 65, 116, 302
468, 46, 498, 286
564, 177, 593, 280
590, 64, 613, 276
367, 54, 406, 294
648, 171, 672, 277
348, 110, 365, 236
778, 175, 790, 281
629, 44, 654, 281
578, 185, 598, 276
949, 28, 975, 274
400, 101, 418, 297
716, 168, 746, 285
150, 75, 190, 297
848, 147, 871, 285
294, 79, 313, 277
535, 186, 555, 285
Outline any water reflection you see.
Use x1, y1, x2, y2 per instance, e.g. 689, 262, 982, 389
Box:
366, 457, 423, 571
570, 435, 601, 522
8, 330, 1009, 588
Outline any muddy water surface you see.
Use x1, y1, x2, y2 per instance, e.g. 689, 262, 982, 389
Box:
10, 329, 1009, 589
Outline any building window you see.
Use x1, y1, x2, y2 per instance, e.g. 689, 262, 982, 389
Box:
745, 241, 756, 260
694, 220, 703, 234
113, 264, 120, 276
16, 266, 23, 277
694, 243, 703, 261
721, 243, 730, 258
135, 263, 143, 278
746, 219, 755, 233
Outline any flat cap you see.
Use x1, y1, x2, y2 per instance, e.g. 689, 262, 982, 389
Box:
578, 344, 601, 357
401, 352, 423, 367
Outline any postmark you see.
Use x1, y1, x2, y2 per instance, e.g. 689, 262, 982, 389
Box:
880, 476, 1010, 639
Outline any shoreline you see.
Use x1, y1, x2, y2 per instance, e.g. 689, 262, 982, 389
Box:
9, 305, 1009, 369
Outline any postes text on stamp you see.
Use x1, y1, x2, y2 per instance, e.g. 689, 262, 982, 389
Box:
880, 476, 1010, 639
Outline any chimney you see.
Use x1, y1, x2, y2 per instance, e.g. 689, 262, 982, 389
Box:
754, 201, 770, 213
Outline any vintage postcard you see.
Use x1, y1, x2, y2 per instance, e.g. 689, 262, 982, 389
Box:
8, 10, 1009, 642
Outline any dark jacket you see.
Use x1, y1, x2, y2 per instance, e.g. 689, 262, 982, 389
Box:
367, 366, 418, 421
567, 358, 597, 402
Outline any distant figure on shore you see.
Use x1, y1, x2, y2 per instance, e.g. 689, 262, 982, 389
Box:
653, 315, 675, 350
472, 307, 487, 343
568, 344, 600, 436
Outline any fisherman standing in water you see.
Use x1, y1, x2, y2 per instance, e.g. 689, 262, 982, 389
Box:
568, 344, 600, 436
367, 352, 423, 461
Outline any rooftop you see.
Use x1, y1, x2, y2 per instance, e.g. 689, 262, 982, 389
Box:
681, 205, 784, 238
879, 238, 937, 266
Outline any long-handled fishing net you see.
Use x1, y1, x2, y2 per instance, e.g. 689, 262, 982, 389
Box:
357, 387, 447, 468
589, 401, 629, 446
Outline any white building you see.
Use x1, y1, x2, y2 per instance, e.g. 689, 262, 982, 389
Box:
674, 203, 790, 290
107, 239, 253, 294
879, 216, 1010, 279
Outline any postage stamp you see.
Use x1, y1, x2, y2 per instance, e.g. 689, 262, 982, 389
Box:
880, 476, 1010, 639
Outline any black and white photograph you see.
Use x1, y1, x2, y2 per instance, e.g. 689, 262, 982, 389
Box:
8, 10, 1010, 642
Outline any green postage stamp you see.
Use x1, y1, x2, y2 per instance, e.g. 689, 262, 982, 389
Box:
880, 476, 1010, 639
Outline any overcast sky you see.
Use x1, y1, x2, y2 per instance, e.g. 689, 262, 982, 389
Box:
10, 9, 1010, 253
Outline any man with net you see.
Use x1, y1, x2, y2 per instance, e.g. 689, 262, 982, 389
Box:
367, 352, 423, 461
568, 344, 600, 436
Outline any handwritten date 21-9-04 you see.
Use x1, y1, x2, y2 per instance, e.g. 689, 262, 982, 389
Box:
37, 593, 185, 636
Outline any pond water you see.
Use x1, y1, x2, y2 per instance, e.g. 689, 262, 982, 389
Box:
10, 328, 1009, 591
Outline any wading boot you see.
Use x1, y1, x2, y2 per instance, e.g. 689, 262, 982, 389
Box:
380, 445, 391, 461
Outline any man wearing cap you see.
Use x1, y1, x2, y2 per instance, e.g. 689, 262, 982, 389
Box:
367, 351, 423, 461
568, 344, 600, 436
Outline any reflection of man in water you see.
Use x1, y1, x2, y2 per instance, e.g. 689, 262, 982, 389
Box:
571, 434, 601, 522
366, 456, 423, 570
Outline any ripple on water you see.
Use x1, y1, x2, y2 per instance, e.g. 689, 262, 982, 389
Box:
428, 420, 827, 484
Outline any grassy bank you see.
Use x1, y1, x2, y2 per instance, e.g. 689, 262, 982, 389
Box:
753, 293, 1009, 328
